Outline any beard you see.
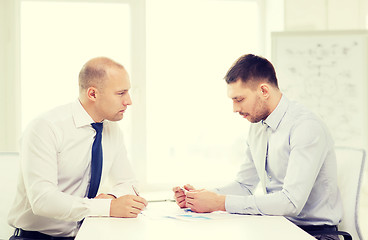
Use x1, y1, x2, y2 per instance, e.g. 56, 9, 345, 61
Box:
240, 96, 270, 123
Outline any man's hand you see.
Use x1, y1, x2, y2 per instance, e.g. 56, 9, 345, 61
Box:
95, 193, 116, 199
186, 190, 226, 213
172, 184, 195, 208
110, 195, 148, 218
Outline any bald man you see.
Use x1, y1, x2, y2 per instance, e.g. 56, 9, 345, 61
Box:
8, 57, 147, 240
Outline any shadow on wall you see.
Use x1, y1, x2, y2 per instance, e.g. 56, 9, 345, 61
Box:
0, 153, 19, 239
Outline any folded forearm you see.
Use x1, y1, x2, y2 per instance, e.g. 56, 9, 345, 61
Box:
225, 189, 299, 216
214, 181, 255, 196
30, 190, 111, 221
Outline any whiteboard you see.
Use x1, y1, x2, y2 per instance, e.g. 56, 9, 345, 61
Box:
271, 31, 368, 148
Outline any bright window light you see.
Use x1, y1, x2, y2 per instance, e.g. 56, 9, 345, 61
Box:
20, 0, 261, 190
146, 0, 260, 187
20, 1, 131, 131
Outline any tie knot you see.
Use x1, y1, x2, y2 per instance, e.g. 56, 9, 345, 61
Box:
91, 122, 103, 133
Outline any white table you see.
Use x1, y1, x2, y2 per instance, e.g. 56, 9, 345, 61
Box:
76, 202, 315, 240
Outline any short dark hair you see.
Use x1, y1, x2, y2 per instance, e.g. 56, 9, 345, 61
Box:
224, 54, 278, 88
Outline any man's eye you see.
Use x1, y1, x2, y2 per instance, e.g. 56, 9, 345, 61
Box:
236, 99, 243, 103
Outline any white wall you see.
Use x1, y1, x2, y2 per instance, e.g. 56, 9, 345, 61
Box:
0, 153, 19, 239
285, 0, 367, 30
264, 0, 285, 57
0, 0, 20, 153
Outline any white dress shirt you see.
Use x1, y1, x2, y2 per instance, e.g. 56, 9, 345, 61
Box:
215, 95, 343, 226
8, 100, 137, 237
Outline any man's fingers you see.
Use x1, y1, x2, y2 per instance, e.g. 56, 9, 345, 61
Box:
130, 205, 143, 214
173, 187, 186, 202
186, 201, 197, 212
127, 211, 139, 218
184, 184, 195, 191
173, 188, 186, 197
128, 201, 145, 217
132, 195, 148, 206
176, 194, 186, 200
185, 191, 197, 199
174, 191, 186, 199
186, 195, 195, 205
174, 184, 195, 193
176, 198, 185, 204
131, 200, 147, 211
173, 186, 182, 192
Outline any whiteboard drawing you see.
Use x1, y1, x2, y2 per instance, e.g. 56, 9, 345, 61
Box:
272, 31, 368, 148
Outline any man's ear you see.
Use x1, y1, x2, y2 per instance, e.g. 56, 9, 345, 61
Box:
259, 83, 270, 99
87, 87, 98, 101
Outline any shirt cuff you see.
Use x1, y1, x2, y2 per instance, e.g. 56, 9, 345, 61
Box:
87, 199, 112, 217
225, 195, 260, 215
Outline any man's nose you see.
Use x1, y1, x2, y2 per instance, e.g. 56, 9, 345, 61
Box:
124, 93, 132, 106
233, 103, 240, 113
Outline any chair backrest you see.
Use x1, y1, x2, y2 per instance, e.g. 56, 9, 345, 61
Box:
335, 147, 366, 240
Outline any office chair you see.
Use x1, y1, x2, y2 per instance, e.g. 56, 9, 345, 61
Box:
336, 147, 365, 240
314, 147, 366, 240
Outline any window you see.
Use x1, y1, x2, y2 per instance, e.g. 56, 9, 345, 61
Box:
19, 0, 262, 190
146, 0, 261, 188
20, 1, 131, 130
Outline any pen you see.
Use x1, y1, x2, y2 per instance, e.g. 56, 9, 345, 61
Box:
148, 199, 175, 203
132, 185, 140, 196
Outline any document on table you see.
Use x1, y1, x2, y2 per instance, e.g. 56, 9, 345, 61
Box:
142, 202, 245, 221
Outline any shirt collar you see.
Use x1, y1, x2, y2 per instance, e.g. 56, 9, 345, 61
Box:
72, 99, 95, 128
262, 95, 289, 131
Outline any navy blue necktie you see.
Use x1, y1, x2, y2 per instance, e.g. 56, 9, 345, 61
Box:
88, 122, 103, 199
